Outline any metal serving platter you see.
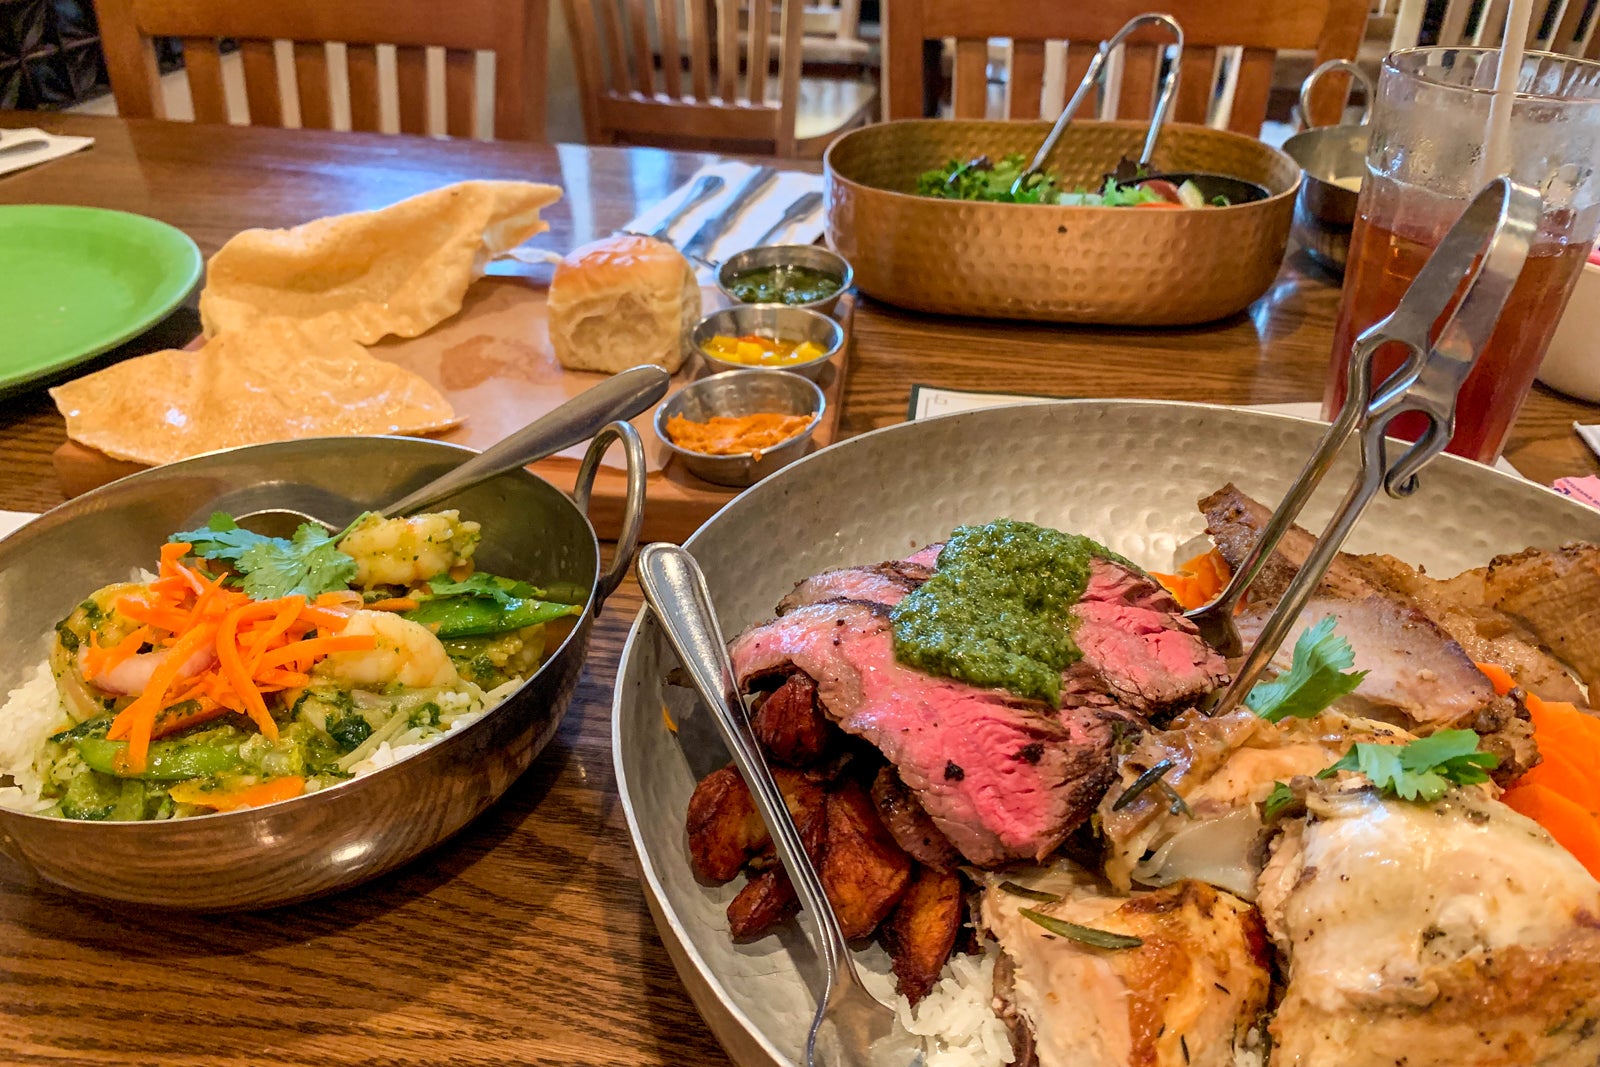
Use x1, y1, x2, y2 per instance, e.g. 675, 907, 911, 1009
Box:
612, 400, 1600, 1066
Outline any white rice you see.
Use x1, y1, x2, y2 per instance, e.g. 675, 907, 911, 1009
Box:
866, 942, 1014, 1067
0, 658, 524, 812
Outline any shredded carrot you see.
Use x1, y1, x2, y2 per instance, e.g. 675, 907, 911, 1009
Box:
364, 597, 420, 612
1502, 782, 1600, 877
1477, 661, 1518, 697
1152, 549, 1232, 611
80, 547, 378, 772
168, 776, 306, 812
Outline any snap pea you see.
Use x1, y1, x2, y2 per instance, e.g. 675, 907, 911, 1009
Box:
74, 736, 242, 780
403, 595, 581, 638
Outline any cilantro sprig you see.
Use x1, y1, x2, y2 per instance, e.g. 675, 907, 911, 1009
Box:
171, 512, 360, 601
1320, 729, 1498, 803
1244, 616, 1368, 723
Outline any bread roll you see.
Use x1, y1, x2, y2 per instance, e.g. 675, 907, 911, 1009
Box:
548, 234, 700, 374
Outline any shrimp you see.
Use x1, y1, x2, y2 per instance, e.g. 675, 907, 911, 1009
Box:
336, 510, 481, 589
50, 582, 150, 720
313, 610, 459, 690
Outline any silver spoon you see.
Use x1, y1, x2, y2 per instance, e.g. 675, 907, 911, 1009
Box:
636, 544, 898, 1067
1195, 176, 1538, 708
231, 364, 669, 535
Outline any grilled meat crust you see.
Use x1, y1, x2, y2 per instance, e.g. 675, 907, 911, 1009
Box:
870, 765, 961, 871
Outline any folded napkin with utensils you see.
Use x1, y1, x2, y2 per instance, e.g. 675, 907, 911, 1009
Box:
624, 161, 825, 278
0, 127, 93, 178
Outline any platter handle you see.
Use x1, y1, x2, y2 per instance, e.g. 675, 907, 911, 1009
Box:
574, 419, 647, 604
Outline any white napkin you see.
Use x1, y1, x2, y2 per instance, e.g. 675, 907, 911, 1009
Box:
0, 511, 37, 539
0, 128, 93, 178
623, 162, 825, 276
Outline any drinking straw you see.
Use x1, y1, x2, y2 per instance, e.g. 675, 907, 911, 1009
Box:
1484, 0, 1537, 179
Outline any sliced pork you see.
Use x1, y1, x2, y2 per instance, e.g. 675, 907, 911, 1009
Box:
730, 601, 1122, 866
1469, 543, 1600, 696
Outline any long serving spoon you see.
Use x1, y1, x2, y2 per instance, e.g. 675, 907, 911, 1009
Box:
229, 364, 670, 535
1193, 176, 1540, 712
637, 544, 900, 1067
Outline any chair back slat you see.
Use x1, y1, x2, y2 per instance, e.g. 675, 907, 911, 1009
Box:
98, 0, 545, 139
1006, 39, 1045, 119
1171, 44, 1217, 125
656, 0, 684, 97
395, 44, 430, 134
775, 0, 804, 155
293, 41, 333, 129
748, 0, 773, 103
1436, 0, 1475, 46
883, 0, 1370, 133
345, 42, 382, 131
445, 49, 477, 137
1227, 46, 1276, 134
628, 0, 658, 94
951, 38, 988, 118
238, 38, 282, 125
717, 0, 740, 101
686, 0, 714, 99
598, 0, 633, 92
1114, 42, 1158, 120
181, 37, 229, 124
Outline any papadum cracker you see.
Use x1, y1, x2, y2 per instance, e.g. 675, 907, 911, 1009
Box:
200, 180, 562, 344
51, 321, 460, 466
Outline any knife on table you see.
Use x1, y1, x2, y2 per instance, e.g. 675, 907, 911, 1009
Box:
681, 165, 779, 262
646, 173, 725, 242
752, 190, 823, 247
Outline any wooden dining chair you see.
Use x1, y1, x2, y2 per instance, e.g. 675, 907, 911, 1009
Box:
560, 0, 875, 157
884, 0, 1370, 134
1387, 0, 1599, 58
93, 0, 548, 140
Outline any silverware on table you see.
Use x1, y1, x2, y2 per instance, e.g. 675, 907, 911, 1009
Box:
232, 364, 668, 534
0, 135, 49, 157
682, 165, 779, 262
644, 173, 725, 242
753, 190, 823, 247
637, 544, 898, 1067
1197, 175, 1539, 711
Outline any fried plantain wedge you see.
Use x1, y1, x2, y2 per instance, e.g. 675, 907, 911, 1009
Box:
821, 779, 914, 940
751, 672, 837, 766
688, 766, 829, 884
880, 866, 965, 1004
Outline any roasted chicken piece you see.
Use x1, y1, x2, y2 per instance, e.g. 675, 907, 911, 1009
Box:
981, 867, 1271, 1067
1463, 542, 1600, 697
1098, 708, 1409, 896
1258, 782, 1600, 1066
879, 866, 964, 1003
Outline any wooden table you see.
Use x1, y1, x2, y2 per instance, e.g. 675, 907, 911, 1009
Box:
1, 113, 1596, 1067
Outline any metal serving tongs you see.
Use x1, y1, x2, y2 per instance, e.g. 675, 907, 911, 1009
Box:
1006, 13, 1184, 199
1199, 176, 1540, 716
638, 545, 900, 1067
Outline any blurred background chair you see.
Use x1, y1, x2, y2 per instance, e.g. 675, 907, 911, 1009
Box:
93, 0, 548, 139
884, 0, 1371, 136
560, 0, 876, 157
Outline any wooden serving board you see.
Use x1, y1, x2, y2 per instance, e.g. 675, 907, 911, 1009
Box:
53, 279, 854, 543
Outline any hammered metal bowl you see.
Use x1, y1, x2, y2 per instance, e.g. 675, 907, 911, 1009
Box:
824, 119, 1300, 324
613, 400, 1600, 1066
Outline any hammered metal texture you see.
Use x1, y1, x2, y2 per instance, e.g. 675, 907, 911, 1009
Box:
0, 437, 602, 909
824, 119, 1301, 324
614, 400, 1600, 1067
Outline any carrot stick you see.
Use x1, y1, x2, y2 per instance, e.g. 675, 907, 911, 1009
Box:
150, 698, 229, 740
1502, 782, 1600, 878
255, 634, 377, 671
216, 603, 281, 740
364, 597, 420, 612
168, 776, 306, 812
104, 622, 218, 771
299, 606, 353, 632
1476, 661, 1518, 697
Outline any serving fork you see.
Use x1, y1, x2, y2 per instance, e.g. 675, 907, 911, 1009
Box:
1194, 175, 1540, 713
637, 544, 901, 1067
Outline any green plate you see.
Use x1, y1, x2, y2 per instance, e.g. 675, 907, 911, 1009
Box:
0, 205, 202, 399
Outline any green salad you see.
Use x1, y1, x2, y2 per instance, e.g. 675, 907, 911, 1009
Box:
915, 152, 1225, 208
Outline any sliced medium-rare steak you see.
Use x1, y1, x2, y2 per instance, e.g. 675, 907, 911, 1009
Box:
730, 601, 1120, 866
776, 558, 935, 615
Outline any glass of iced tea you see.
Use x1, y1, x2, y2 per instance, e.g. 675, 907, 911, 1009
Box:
1324, 48, 1600, 462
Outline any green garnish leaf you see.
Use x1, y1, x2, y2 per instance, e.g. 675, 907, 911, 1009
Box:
1018, 908, 1143, 950
998, 881, 1064, 904
234, 522, 359, 601
1112, 759, 1175, 811
171, 511, 360, 601
1261, 781, 1297, 821
418, 572, 545, 607
1244, 616, 1368, 722
1319, 729, 1499, 802
171, 512, 277, 563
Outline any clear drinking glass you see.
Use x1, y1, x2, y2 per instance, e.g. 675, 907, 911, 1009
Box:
1323, 48, 1600, 462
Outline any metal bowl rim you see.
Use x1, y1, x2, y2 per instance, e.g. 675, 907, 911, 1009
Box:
0, 433, 601, 827
691, 304, 845, 375
715, 245, 855, 311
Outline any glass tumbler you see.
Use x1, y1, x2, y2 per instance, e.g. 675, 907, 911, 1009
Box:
1323, 48, 1600, 463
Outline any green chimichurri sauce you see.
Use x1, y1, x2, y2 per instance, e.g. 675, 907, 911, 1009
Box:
727, 265, 843, 306
889, 519, 1126, 705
